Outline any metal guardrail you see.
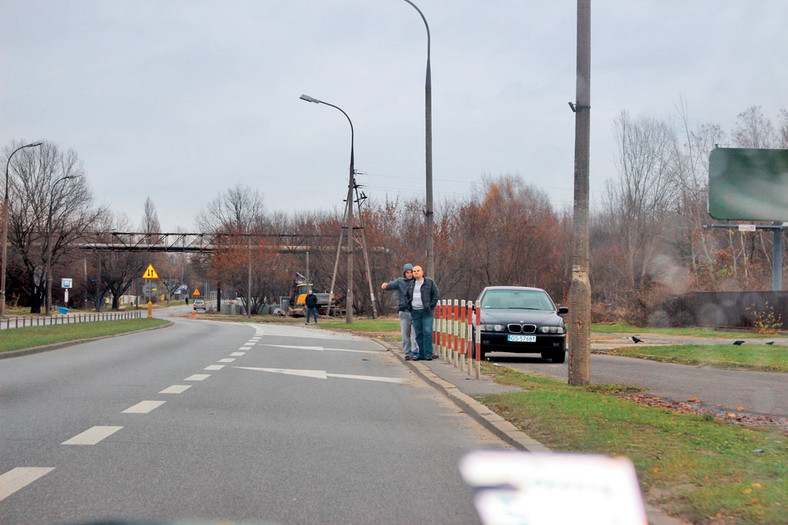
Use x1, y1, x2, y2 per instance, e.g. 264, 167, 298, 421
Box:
0, 310, 142, 330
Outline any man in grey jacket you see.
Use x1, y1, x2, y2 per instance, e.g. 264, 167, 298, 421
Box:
381, 263, 419, 360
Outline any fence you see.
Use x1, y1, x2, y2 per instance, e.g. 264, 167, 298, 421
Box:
659, 291, 788, 329
1, 310, 143, 330
432, 299, 482, 379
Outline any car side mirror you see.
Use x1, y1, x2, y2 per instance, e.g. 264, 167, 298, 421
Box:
558, 306, 569, 315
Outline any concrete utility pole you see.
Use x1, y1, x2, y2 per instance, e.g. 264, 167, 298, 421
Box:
568, 0, 591, 386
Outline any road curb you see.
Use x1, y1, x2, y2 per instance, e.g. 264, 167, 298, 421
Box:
375, 338, 689, 525
0, 320, 173, 360
376, 339, 551, 452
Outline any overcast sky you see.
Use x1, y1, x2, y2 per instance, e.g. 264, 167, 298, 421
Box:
2, 1, 786, 232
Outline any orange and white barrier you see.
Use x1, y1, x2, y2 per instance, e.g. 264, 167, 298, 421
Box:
431, 298, 482, 379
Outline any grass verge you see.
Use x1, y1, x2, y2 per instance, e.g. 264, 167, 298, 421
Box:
479, 364, 787, 524
606, 344, 788, 373
316, 318, 402, 333
0, 318, 170, 353
592, 322, 779, 339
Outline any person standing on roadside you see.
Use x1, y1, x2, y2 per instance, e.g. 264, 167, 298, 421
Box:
305, 289, 319, 325
381, 263, 419, 360
405, 265, 439, 360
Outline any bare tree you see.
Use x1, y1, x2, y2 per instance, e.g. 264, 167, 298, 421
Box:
778, 109, 788, 147
732, 106, 778, 148
197, 183, 266, 234
197, 183, 281, 314
141, 197, 161, 233
5, 141, 104, 313
667, 101, 725, 282
100, 213, 146, 310
606, 111, 677, 295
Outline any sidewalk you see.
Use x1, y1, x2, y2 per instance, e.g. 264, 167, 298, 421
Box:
379, 340, 689, 525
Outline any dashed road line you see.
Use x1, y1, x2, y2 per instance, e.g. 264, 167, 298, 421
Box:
186, 374, 211, 381
62, 426, 123, 445
0, 467, 54, 502
204, 365, 224, 371
218, 358, 236, 363
230, 352, 246, 357
122, 400, 166, 414
159, 384, 191, 394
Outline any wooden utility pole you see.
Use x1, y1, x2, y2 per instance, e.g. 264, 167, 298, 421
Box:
568, 0, 591, 386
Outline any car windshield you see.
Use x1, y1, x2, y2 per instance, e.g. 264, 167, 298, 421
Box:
481, 290, 555, 311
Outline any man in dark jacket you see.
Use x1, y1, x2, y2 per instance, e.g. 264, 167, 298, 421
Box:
381, 263, 418, 359
305, 289, 319, 325
405, 265, 439, 360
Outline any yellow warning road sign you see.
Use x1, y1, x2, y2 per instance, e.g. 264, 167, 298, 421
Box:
193, 288, 201, 296
142, 264, 159, 279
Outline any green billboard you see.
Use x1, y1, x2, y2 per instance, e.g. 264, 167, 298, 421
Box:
708, 147, 788, 221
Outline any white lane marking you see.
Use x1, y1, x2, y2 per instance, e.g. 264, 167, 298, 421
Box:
268, 344, 323, 351
160, 384, 191, 394
122, 401, 166, 414
235, 366, 405, 384
259, 344, 379, 355
327, 373, 406, 384
218, 358, 236, 363
186, 374, 211, 381
62, 426, 123, 445
240, 346, 253, 350
0, 467, 54, 502
230, 352, 246, 357
204, 365, 224, 371
236, 367, 327, 379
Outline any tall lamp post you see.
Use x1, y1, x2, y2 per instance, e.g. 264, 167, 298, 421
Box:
300, 94, 356, 323
402, 0, 434, 279
45, 175, 76, 315
1, 141, 42, 318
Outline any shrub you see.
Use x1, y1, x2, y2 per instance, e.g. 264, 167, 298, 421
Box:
745, 301, 783, 334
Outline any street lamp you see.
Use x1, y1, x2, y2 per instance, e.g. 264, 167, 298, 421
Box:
402, 0, 434, 279
1, 141, 42, 318
300, 94, 356, 323
45, 174, 76, 315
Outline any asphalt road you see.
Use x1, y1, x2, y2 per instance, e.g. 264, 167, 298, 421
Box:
487, 351, 788, 418
0, 312, 507, 524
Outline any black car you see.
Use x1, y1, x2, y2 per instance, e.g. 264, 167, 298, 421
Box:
476, 286, 568, 363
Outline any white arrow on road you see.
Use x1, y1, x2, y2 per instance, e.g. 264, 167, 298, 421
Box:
259, 344, 380, 355
235, 366, 405, 384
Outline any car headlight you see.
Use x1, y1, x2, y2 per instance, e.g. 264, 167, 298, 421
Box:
540, 326, 566, 334
484, 324, 505, 331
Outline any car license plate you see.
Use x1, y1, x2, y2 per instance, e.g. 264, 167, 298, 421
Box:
508, 335, 536, 342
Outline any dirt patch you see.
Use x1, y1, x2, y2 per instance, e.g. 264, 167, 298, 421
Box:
620, 392, 787, 433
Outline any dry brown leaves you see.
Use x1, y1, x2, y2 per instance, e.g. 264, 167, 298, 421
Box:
620, 392, 788, 433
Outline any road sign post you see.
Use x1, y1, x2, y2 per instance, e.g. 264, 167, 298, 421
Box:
61, 278, 72, 308
142, 264, 159, 319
